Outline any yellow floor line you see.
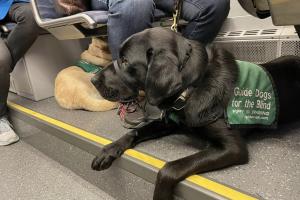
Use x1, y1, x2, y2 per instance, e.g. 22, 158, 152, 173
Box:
8, 101, 258, 200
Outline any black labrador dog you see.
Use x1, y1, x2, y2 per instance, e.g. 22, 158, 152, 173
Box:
91, 27, 300, 200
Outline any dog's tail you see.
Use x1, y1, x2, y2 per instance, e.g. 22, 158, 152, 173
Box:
79, 96, 118, 112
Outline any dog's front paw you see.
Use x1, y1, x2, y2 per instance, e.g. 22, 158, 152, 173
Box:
153, 184, 174, 200
153, 164, 178, 200
91, 143, 124, 171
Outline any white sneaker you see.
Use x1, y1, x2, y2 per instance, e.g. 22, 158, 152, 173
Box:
0, 117, 19, 146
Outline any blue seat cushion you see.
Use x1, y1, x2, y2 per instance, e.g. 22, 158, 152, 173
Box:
82, 10, 108, 24
37, 0, 60, 19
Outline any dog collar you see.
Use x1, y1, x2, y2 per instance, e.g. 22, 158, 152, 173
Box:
159, 89, 190, 125
171, 89, 189, 111
76, 59, 103, 74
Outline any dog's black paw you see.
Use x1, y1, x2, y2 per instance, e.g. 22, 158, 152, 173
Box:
153, 186, 174, 200
91, 151, 114, 171
153, 163, 178, 200
91, 143, 124, 171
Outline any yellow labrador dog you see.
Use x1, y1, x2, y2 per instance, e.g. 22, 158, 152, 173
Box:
55, 38, 118, 112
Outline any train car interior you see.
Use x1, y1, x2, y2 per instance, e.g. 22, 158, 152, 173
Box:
1, 0, 299, 200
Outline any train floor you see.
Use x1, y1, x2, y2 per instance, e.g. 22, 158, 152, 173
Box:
5, 93, 300, 200
0, 140, 114, 200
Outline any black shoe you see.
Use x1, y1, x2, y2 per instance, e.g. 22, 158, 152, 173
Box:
118, 100, 162, 129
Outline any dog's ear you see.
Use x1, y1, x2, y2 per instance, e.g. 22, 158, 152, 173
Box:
144, 37, 207, 106
145, 48, 183, 105
179, 41, 208, 87
177, 39, 193, 72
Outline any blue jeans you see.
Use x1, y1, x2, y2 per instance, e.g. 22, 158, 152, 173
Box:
92, 0, 230, 60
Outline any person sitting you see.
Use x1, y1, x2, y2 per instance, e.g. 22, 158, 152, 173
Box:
0, 0, 40, 145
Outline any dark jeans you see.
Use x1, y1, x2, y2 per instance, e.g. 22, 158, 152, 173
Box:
92, 0, 230, 59
0, 3, 40, 117
158, 0, 230, 43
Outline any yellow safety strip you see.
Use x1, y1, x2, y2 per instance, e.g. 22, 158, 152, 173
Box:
8, 101, 258, 200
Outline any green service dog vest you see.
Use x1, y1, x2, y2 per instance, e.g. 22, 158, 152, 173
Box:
76, 60, 103, 74
225, 60, 278, 128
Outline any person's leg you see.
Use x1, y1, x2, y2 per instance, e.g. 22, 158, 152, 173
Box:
0, 3, 40, 118
107, 0, 155, 59
158, 0, 230, 43
0, 40, 11, 118
0, 39, 17, 145
6, 3, 40, 67
0, 3, 39, 145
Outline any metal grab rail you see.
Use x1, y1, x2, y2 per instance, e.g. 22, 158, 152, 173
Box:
30, 0, 108, 40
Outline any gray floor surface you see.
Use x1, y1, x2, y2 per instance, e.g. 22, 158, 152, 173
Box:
11, 117, 157, 200
8, 93, 300, 200
0, 140, 115, 200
